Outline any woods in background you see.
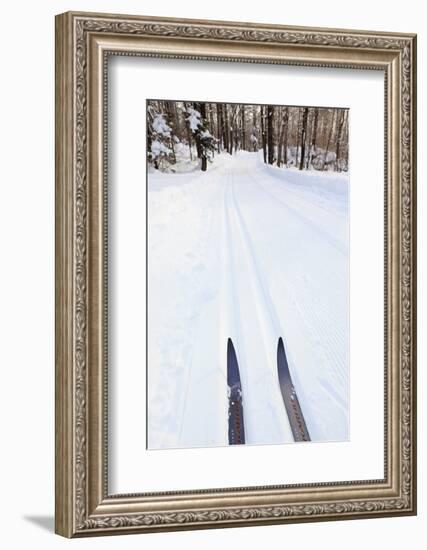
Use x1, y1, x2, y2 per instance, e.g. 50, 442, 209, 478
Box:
147, 100, 349, 173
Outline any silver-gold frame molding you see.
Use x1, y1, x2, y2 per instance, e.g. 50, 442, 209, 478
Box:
55, 11, 417, 538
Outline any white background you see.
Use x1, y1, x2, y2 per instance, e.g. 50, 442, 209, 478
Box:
0, 1, 424, 548
110, 59, 384, 493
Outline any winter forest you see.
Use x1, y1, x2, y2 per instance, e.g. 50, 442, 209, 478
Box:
147, 100, 349, 174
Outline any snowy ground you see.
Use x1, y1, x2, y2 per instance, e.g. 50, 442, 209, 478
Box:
147, 151, 349, 450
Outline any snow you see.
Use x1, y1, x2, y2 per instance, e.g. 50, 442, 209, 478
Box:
148, 142, 201, 174
147, 151, 349, 450
152, 113, 171, 137
186, 107, 201, 132
150, 139, 171, 159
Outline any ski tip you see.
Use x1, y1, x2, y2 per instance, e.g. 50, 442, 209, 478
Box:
277, 337, 285, 364
227, 338, 234, 355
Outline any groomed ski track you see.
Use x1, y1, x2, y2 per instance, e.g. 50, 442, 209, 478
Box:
148, 151, 349, 450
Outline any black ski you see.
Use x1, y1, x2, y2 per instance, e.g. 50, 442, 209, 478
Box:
227, 338, 245, 445
277, 337, 310, 442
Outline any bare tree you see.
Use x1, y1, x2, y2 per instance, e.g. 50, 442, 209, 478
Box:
322, 109, 336, 170
261, 105, 267, 163
219, 103, 229, 154
308, 107, 319, 168
335, 110, 347, 171
216, 103, 222, 153
267, 105, 274, 165
299, 107, 309, 171
277, 107, 289, 168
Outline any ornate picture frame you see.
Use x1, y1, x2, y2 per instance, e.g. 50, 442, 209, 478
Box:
55, 11, 417, 537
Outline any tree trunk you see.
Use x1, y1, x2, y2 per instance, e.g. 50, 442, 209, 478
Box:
183, 102, 193, 161
200, 102, 208, 171
299, 107, 308, 171
283, 107, 289, 166
208, 103, 215, 158
146, 108, 154, 168
267, 105, 274, 165
276, 107, 284, 167
225, 104, 233, 155
220, 104, 229, 154
276, 123, 284, 167
323, 110, 336, 170
241, 106, 246, 151
295, 108, 301, 167
261, 105, 267, 163
304, 109, 313, 170
277, 107, 289, 167
216, 103, 221, 153
308, 107, 319, 168
340, 111, 349, 171
192, 102, 203, 160
335, 110, 346, 171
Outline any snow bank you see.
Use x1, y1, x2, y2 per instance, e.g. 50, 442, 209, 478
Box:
254, 150, 349, 200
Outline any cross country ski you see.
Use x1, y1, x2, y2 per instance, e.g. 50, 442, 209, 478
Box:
277, 337, 311, 442
227, 338, 245, 445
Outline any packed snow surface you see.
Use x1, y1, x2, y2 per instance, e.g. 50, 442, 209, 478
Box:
147, 151, 349, 449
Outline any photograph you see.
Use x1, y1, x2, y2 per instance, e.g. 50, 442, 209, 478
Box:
147, 99, 350, 450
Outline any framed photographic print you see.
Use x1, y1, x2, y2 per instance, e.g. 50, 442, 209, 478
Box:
55, 11, 417, 537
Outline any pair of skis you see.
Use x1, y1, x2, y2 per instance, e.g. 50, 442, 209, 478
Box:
227, 337, 310, 445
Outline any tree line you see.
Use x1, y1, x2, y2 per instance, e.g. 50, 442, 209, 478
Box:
147, 100, 349, 173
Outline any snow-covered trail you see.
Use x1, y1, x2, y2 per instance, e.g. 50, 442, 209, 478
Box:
147, 151, 349, 449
